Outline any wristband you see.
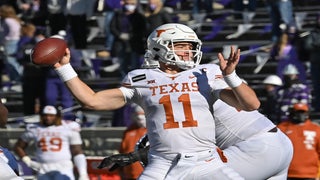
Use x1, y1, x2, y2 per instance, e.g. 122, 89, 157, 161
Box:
224, 71, 242, 88
55, 63, 78, 82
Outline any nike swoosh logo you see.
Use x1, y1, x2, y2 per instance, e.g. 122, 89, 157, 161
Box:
205, 158, 214, 162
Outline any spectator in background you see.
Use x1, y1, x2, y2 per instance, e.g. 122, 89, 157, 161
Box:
144, 0, 173, 35
16, 0, 48, 27
275, 64, 311, 123
118, 103, 147, 179
232, 0, 256, 23
304, 13, 320, 112
17, 24, 46, 115
261, 75, 283, 124
192, 0, 214, 21
265, 0, 295, 43
0, 5, 22, 82
100, 0, 121, 52
14, 105, 89, 180
0, 1, 19, 11
270, 25, 307, 83
65, 0, 95, 49
47, 0, 67, 35
277, 103, 320, 180
106, 0, 147, 76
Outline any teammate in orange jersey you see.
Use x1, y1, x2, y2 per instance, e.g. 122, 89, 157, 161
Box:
14, 105, 89, 180
278, 103, 320, 180
52, 23, 261, 179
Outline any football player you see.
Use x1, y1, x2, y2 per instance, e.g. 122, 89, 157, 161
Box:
52, 23, 261, 179
14, 105, 89, 180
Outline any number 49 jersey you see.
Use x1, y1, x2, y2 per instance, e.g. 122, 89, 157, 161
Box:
21, 123, 83, 163
121, 64, 228, 158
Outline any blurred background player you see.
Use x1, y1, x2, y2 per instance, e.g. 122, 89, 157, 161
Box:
0, 100, 22, 179
118, 103, 147, 179
278, 103, 320, 180
13, 105, 89, 180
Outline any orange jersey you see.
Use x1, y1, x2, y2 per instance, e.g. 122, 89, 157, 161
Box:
278, 120, 320, 178
119, 125, 147, 179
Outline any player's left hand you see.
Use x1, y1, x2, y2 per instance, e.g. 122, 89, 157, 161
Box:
218, 46, 240, 75
97, 153, 137, 171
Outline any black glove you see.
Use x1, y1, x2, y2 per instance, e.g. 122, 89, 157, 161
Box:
97, 152, 140, 171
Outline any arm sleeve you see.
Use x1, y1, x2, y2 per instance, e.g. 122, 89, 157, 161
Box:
73, 154, 88, 176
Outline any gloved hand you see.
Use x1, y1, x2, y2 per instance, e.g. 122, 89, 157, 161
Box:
22, 156, 41, 171
119, 33, 129, 41
97, 152, 139, 171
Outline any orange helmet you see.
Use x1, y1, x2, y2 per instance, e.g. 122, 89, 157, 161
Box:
292, 103, 309, 112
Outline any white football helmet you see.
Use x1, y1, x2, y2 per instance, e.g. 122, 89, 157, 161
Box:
263, 75, 283, 86
145, 23, 202, 70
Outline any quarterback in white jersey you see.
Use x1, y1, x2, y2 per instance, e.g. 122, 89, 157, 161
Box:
53, 23, 260, 179
98, 79, 293, 179
14, 105, 89, 180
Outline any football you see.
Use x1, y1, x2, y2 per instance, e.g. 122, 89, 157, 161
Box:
31, 37, 67, 66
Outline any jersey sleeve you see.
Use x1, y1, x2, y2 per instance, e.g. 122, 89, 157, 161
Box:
201, 64, 229, 99
120, 69, 148, 103
69, 130, 83, 145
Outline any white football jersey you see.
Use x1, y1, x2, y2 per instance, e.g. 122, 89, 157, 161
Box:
61, 120, 81, 132
214, 100, 276, 149
21, 123, 82, 163
121, 64, 228, 159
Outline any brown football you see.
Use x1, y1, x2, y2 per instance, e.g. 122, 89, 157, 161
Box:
31, 37, 67, 66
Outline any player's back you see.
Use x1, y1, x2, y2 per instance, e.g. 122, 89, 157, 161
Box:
214, 100, 275, 149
